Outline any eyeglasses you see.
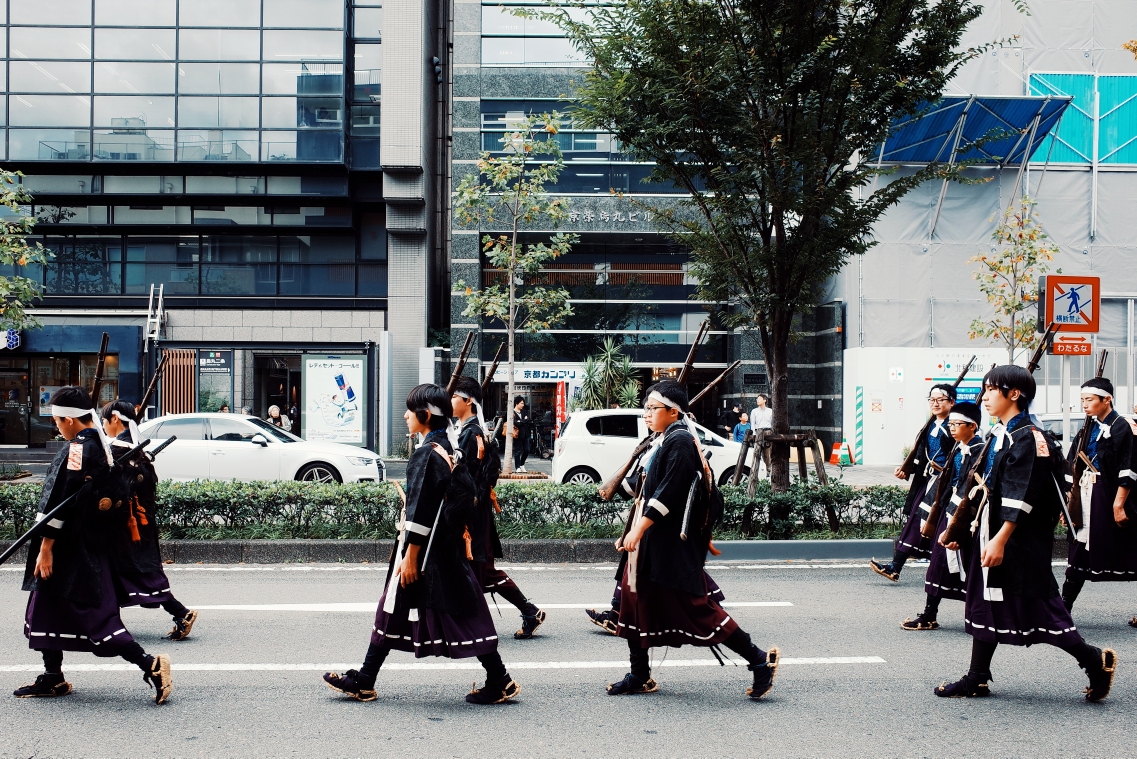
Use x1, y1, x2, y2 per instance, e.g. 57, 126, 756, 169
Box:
643, 405, 668, 414
947, 420, 972, 427
928, 396, 951, 403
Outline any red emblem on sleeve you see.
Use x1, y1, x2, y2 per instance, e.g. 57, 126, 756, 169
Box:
1032, 429, 1050, 457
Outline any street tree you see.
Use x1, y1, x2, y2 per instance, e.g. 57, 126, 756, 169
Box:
539, 0, 992, 494
968, 197, 1055, 363
455, 113, 577, 473
0, 170, 50, 330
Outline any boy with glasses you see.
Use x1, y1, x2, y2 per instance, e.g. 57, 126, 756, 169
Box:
872, 384, 957, 582
606, 381, 779, 699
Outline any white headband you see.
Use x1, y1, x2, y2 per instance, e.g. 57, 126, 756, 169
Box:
426, 404, 444, 416
51, 405, 96, 418
50, 405, 114, 465
1081, 387, 1112, 399
647, 390, 682, 410
112, 409, 142, 446
948, 412, 978, 424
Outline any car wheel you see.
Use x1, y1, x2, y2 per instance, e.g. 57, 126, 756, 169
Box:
563, 466, 601, 485
719, 466, 750, 487
296, 462, 342, 483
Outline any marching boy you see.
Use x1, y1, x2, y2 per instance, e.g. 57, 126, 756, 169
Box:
934, 366, 1116, 701
14, 387, 172, 704
608, 380, 778, 699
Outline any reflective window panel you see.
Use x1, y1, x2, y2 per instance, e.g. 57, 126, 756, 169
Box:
178, 97, 260, 129
11, 0, 91, 25
176, 130, 259, 161
185, 176, 265, 194
93, 130, 175, 161
10, 62, 91, 94
95, 28, 176, 60
178, 29, 261, 61
11, 28, 92, 59
94, 62, 177, 94
261, 131, 344, 162
262, 30, 343, 62
179, 0, 261, 27
263, 0, 345, 29
94, 0, 176, 27
93, 96, 176, 128
10, 95, 91, 127
178, 64, 261, 95
353, 7, 382, 39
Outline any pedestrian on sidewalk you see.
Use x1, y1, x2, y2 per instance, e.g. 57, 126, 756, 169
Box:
606, 380, 779, 699
934, 366, 1116, 701
871, 384, 955, 582
323, 383, 520, 704
1058, 377, 1137, 620
898, 401, 982, 631
14, 387, 172, 704
452, 376, 546, 639
732, 413, 751, 443
101, 400, 198, 642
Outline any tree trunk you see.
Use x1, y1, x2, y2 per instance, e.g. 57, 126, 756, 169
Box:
763, 311, 794, 538
501, 221, 519, 475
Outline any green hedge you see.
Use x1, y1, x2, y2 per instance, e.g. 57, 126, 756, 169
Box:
0, 480, 907, 540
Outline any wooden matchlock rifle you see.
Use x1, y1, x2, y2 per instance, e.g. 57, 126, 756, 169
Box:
898, 354, 977, 479
598, 321, 710, 502
938, 324, 1061, 545
444, 332, 475, 395
481, 342, 506, 438
921, 325, 1057, 538
135, 354, 168, 421
88, 332, 110, 407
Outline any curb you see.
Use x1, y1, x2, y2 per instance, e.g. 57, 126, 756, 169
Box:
0, 537, 1073, 565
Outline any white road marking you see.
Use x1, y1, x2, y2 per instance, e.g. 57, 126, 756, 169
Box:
0, 656, 883, 673
180, 601, 793, 612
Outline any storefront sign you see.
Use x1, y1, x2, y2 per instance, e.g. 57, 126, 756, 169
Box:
0, 329, 21, 350
197, 350, 233, 374
555, 381, 566, 436
302, 355, 366, 446
491, 364, 583, 383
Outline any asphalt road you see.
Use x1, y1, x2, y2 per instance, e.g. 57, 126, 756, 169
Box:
1, 561, 1134, 758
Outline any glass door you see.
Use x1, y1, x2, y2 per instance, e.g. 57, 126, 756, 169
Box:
32, 357, 71, 447
0, 362, 30, 446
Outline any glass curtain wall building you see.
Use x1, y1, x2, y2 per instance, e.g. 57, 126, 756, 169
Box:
0, 0, 448, 453
451, 2, 839, 442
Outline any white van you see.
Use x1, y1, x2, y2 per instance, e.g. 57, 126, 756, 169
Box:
550, 408, 747, 486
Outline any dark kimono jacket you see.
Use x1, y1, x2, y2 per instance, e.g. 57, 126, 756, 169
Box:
903, 418, 954, 517
387, 430, 482, 617
636, 421, 713, 597
22, 429, 112, 602
1066, 409, 1137, 580
107, 432, 164, 576
963, 412, 1081, 647
22, 428, 138, 653
923, 434, 983, 600
457, 417, 502, 562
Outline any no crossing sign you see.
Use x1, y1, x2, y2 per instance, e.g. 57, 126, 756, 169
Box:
1038, 275, 1100, 333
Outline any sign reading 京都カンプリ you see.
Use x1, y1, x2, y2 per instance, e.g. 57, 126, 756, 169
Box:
302, 356, 366, 446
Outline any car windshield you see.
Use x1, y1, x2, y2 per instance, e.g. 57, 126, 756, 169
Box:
244, 416, 300, 443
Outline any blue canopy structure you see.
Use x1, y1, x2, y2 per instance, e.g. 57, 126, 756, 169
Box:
875, 95, 1071, 236
880, 95, 1071, 166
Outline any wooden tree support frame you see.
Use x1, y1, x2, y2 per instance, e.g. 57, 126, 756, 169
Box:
733, 428, 833, 535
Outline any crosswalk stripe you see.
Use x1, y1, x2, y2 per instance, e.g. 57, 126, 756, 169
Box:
0, 656, 883, 673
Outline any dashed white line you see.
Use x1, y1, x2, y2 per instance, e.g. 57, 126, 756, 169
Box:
182, 601, 793, 612
0, 656, 883, 673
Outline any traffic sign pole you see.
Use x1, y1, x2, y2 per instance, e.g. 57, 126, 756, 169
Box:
1061, 355, 1071, 447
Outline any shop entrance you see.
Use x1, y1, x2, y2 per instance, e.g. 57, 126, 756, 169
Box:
254, 355, 302, 431
0, 354, 119, 447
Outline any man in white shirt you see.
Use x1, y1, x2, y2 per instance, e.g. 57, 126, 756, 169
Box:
749, 394, 773, 477
749, 394, 772, 432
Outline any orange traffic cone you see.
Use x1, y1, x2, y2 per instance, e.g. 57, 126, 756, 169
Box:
829, 442, 843, 465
